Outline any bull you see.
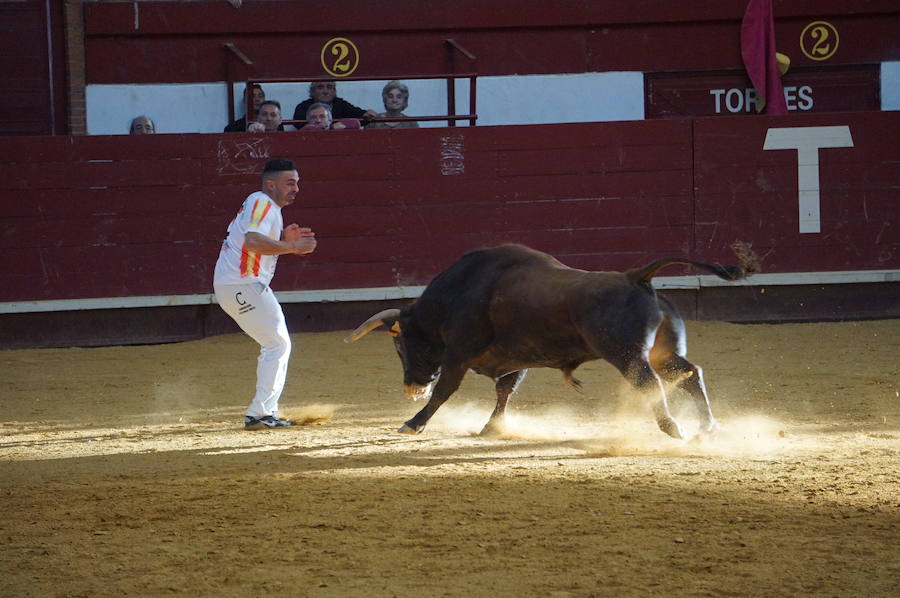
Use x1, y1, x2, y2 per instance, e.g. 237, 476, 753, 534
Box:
346, 244, 758, 439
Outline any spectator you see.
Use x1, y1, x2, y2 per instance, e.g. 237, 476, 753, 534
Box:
299, 103, 361, 131
224, 83, 271, 132
129, 115, 155, 134
292, 81, 376, 126
246, 100, 284, 133
367, 80, 420, 129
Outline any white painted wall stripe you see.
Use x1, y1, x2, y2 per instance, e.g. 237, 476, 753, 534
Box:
763, 125, 855, 234
2, 270, 897, 314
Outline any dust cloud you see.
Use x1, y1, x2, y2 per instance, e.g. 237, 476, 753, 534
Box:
284, 403, 337, 425
426, 398, 816, 460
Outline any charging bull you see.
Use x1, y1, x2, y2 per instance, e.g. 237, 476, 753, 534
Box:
345, 243, 758, 439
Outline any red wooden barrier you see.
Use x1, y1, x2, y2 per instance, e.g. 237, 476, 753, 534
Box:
1, 112, 898, 307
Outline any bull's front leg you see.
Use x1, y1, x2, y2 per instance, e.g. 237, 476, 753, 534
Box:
480, 370, 527, 437
398, 364, 467, 434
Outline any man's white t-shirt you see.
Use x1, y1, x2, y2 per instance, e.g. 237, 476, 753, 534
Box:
214, 191, 283, 286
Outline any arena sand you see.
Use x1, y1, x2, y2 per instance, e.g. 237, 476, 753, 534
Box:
1, 319, 898, 597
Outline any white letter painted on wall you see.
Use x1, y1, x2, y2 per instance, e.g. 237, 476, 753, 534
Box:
763, 126, 854, 234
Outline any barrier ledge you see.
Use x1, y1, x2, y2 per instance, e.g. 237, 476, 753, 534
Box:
1, 270, 897, 315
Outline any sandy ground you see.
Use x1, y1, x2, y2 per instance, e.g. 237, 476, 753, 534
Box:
1, 319, 898, 597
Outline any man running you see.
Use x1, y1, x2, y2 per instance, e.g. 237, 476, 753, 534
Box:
213, 158, 317, 429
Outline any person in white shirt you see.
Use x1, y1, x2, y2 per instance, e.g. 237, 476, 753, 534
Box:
213, 158, 317, 429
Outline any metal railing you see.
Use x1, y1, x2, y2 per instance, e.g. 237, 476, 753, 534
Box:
225, 39, 478, 129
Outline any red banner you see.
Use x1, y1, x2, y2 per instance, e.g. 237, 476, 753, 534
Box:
740, 0, 787, 115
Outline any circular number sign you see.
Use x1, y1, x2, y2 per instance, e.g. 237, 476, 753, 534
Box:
321, 37, 360, 77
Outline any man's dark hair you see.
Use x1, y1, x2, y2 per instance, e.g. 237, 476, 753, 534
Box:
259, 100, 281, 111
263, 158, 296, 174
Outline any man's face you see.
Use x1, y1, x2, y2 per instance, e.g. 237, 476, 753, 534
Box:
307, 106, 332, 128
251, 88, 265, 111
131, 117, 154, 134
384, 88, 405, 111
265, 169, 300, 207
311, 82, 336, 103
258, 104, 282, 131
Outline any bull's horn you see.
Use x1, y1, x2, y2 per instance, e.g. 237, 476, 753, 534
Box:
343, 309, 401, 343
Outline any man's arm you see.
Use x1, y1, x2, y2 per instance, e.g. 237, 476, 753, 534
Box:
245, 231, 316, 256
335, 97, 370, 119
332, 118, 362, 131
224, 116, 246, 133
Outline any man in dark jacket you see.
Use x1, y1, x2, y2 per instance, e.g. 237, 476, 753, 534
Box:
225, 84, 284, 132
292, 81, 376, 126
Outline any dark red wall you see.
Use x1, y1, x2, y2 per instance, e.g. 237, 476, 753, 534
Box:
0, 0, 67, 135
82, 1, 900, 84
1, 111, 897, 305
693, 112, 897, 272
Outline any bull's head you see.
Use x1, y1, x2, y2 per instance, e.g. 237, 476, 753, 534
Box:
344, 308, 442, 401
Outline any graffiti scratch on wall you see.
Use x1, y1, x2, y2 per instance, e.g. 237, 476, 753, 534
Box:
440, 134, 465, 176
216, 139, 270, 176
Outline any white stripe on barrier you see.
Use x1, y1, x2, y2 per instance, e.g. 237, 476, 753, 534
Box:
1, 269, 897, 314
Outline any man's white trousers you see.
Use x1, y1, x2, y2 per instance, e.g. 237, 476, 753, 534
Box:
214, 282, 291, 418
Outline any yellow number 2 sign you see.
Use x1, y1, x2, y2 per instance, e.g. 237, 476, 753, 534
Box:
800, 21, 839, 61
321, 37, 360, 77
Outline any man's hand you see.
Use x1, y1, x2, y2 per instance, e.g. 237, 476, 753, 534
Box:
282, 223, 311, 242
283, 224, 316, 255
247, 122, 265, 133
292, 236, 317, 255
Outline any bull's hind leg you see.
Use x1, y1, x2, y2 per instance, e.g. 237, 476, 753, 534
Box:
480, 370, 527, 437
649, 312, 717, 434
623, 358, 684, 440
605, 348, 684, 439
655, 355, 717, 434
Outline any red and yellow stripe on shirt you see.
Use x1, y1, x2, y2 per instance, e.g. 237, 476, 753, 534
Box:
239, 199, 272, 277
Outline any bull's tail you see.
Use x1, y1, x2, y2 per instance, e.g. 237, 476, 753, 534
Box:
626, 241, 761, 284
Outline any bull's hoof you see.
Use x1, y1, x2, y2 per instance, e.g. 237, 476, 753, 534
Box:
479, 420, 506, 438
657, 417, 684, 440
700, 419, 719, 436
397, 423, 423, 435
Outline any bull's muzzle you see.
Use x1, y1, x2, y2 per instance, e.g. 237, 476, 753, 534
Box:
404, 382, 434, 402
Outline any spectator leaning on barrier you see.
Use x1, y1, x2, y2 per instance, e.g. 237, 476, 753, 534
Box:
129, 115, 155, 134
292, 81, 376, 126
367, 80, 419, 129
299, 103, 361, 131
246, 100, 285, 133
225, 83, 267, 133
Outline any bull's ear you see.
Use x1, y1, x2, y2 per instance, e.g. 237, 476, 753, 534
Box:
387, 321, 402, 337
